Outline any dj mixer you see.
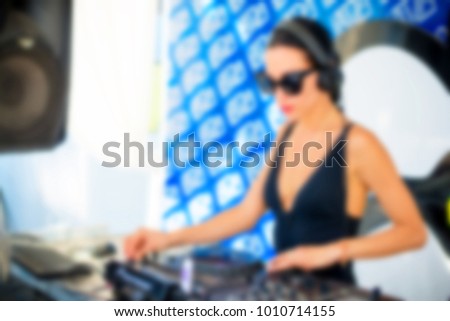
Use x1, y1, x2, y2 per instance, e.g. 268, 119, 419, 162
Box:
105, 249, 397, 301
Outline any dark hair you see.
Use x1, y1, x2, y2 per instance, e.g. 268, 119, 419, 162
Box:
268, 17, 342, 102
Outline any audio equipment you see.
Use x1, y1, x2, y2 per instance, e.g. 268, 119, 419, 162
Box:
105, 250, 398, 301
207, 270, 390, 301
0, 0, 71, 151
106, 261, 184, 301
405, 152, 450, 255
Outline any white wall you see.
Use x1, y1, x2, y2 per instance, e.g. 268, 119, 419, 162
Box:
343, 46, 450, 300
342, 46, 450, 177
0, 0, 162, 236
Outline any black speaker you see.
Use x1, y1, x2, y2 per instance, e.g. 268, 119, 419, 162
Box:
0, 0, 71, 151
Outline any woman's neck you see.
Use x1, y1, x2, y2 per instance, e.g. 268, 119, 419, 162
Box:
296, 96, 342, 131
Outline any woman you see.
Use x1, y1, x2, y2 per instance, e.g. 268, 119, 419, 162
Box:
124, 17, 426, 284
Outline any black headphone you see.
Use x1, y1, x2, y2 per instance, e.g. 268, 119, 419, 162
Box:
273, 20, 343, 101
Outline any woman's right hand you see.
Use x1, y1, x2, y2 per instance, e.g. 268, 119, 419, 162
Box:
123, 228, 171, 261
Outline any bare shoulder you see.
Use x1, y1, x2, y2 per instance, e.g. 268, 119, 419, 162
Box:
260, 121, 294, 170
346, 122, 396, 175
347, 123, 379, 145
276, 121, 293, 141
347, 123, 385, 155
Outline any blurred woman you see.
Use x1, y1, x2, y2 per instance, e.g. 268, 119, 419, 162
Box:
124, 17, 426, 284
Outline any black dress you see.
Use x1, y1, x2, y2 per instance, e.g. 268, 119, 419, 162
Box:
264, 122, 360, 284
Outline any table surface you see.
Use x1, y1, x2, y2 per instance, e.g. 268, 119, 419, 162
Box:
8, 234, 194, 301
8, 235, 124, 301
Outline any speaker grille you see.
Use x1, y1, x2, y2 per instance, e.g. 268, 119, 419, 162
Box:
0, 2, 70, 151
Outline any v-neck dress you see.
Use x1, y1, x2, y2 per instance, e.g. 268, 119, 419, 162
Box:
264, 122, 360, 284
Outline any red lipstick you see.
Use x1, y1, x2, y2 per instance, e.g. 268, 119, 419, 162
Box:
280, 105, 294, 114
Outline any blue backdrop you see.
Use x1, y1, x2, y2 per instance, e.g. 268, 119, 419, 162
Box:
163, 0, 449, 260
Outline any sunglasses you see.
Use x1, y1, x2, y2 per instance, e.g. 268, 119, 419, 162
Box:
255, 68, 316, 95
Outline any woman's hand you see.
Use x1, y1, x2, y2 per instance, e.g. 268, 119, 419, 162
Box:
123, 228, 171, 261
267, 242, 345, 273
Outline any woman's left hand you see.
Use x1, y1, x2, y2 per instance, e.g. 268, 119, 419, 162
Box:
267, 243, 343, 273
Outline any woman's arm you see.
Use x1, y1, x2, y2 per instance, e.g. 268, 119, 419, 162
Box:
124, 123, 291, 260
124, 164, 269, 260
334, 126, 427, 260
166, 162, 270, 248
268, 125, 427, 272
124, 166, 269, 260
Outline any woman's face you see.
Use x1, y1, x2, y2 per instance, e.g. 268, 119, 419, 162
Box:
264, 45, 323, 120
